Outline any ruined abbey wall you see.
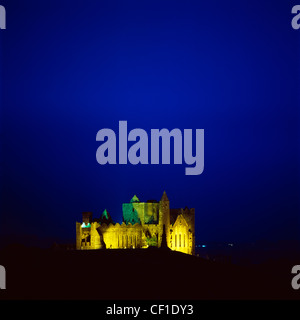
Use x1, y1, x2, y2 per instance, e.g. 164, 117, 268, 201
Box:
76, 193, 195, 255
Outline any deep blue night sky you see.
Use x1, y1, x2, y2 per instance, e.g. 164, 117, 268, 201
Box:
0, 0, 299, 245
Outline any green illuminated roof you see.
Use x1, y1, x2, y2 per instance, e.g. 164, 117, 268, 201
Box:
130, 195, 140, 203
102, 209, 109, 219
100, 209, 113, 225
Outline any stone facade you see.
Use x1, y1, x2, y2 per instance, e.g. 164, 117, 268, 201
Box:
76, 192, 195, 255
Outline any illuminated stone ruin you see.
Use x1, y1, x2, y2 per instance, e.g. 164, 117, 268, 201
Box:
76, 191, 195, 255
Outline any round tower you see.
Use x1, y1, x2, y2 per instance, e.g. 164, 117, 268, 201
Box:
159, 191, 170, 248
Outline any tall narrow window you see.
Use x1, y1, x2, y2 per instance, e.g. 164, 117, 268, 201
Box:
175, 234, 177, 247
184, 234, 186, 247
179, 234, 181, 247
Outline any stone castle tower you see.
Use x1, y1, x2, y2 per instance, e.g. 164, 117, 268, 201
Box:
76, 191, 195, 255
